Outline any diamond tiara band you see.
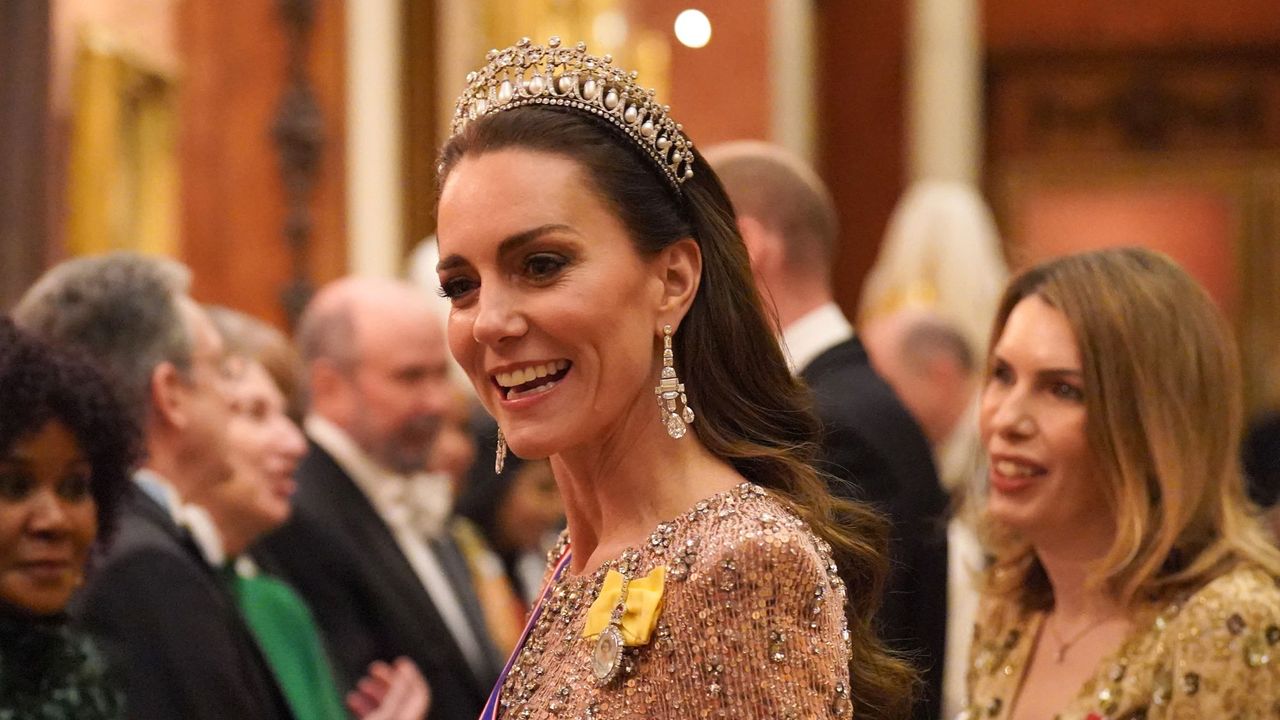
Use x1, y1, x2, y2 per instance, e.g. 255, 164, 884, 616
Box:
450, 36, 695, 192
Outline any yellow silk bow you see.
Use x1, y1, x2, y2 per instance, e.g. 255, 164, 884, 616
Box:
582, 566, 666, 646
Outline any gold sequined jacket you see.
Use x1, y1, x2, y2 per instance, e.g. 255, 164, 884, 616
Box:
495, 482, 855, 719
963, 562, 1280, 720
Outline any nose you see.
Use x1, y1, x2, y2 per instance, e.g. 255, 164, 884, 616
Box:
28, 490, 73, 538
985, 386, 1036, 441
471, 284, 527, 348
277, 416, 307, 463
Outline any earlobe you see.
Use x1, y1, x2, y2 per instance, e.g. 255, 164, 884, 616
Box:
655, 237, 702, 319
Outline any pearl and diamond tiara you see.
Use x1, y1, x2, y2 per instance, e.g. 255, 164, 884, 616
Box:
449, 37, 695, 193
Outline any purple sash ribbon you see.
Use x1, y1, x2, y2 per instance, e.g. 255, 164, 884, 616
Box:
478, 547, 574, 720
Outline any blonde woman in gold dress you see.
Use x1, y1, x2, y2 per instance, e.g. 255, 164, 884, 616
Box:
433, 38, 914, 720
964, 248, 1280, 720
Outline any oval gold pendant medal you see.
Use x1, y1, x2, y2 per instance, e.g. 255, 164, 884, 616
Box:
591, 625, 625, 685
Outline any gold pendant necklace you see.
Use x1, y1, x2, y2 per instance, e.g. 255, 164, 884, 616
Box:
1047, 614, 1115, 663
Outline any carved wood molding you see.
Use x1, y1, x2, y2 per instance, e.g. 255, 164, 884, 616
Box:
988, 46, 1280, 156
273, 0, 324, 328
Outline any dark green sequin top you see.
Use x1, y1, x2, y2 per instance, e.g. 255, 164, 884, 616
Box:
0, 609, 123, 720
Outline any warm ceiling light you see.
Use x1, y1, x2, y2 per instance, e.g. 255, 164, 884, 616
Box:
674, 9, 711, 49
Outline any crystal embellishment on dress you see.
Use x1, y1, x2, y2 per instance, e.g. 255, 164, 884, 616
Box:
655, 324, 695, 439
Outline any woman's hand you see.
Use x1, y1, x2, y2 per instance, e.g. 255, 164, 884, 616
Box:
346, 657, 432, 720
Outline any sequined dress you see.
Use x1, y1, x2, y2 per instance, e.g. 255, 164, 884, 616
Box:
962, 562, 1280, 720
496, 482, 855, 719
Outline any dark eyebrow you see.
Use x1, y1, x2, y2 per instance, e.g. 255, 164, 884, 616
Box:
436, 224, 580, 273
989, 354, 1083, 378
1036, 368, 1084, 380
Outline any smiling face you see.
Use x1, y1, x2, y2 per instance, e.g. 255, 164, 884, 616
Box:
0, 421, 98, 615
979, 296, 1112, 548
203, 361, 306, 549
436, 149, 668, 459
176, 300, 235, 491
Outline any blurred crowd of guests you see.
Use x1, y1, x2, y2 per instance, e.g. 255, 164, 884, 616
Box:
1, 139, 1278, 720
1, 257, 565, 719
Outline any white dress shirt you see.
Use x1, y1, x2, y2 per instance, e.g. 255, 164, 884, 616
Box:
134, 468, 226, 567
779, 301, 855, 373
304, 415, 490, 679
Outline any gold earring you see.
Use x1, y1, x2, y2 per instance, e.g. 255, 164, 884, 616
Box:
654, 324, 695, 439
495, 428, 508, 474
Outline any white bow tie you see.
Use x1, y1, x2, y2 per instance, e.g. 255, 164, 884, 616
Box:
377, 472, 454, 539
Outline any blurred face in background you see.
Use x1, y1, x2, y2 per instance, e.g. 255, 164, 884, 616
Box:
176, 300, 236, 490
429, 384, 478, 499
0, 422, 97, 615
200, 360, 306, 552
344, 310, 453, 475
495, 460, 563, 553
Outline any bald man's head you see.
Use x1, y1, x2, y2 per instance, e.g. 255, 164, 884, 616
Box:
705, 141, 839, 274
297, 277, 452, 473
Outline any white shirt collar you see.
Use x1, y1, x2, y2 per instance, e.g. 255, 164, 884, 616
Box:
780, 302, 854, 373
305, 414, 453, 538
304, 416, 488, 676
134, 469, 226, 566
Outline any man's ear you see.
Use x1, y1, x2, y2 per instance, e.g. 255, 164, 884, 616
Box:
736, 215, 772, 271
149, 361, 188, 430
654, 237, 702, 319
307, 358, 351, 422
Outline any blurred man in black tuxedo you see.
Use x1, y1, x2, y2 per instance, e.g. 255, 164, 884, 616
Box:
708, 143, 950, 720
256, 277, 501, 720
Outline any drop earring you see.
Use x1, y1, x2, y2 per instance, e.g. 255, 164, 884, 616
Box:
654, 324, 695, 439
495, 428, 508, 474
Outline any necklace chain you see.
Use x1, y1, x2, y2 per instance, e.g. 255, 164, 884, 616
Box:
1046, 614, 1116, 663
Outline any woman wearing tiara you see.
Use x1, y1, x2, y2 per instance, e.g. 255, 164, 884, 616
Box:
434, 37, 914, 720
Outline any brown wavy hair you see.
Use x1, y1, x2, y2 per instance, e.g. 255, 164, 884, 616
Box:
981, 247, 1280, 610
438, 106, 915, 720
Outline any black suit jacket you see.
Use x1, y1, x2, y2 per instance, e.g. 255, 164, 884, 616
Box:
801, 337, 949, 720
254, 440, 496, 720
73, 484, 292, 720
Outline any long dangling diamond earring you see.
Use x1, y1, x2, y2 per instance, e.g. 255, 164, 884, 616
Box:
495, 428, 508, 475
654, 324, 695, 439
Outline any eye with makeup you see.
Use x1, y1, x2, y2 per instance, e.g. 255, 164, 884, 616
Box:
1048, 379, 1085, 402
987, 358, 1014, 386
437, 274, 478, 303
523, 252, 570, 282
0, 464, 33, 502
58, 465, 93, 502
437, 248, 573, 304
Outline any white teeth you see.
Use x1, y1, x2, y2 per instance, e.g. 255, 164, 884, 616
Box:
995, 459, 1041, 478
495, 361, 570, 388
507, 378, 559, 400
